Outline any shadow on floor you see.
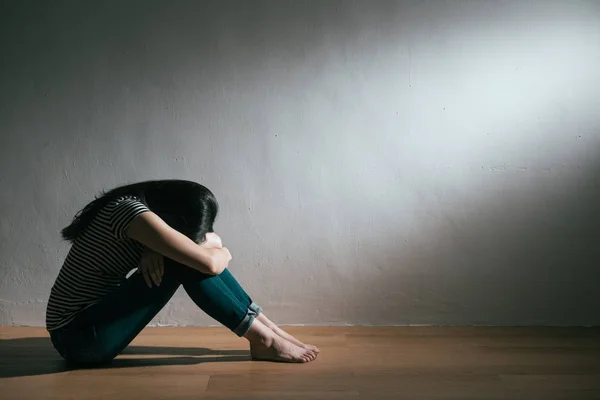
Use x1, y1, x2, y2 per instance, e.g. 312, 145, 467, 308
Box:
0, 337, 250, 378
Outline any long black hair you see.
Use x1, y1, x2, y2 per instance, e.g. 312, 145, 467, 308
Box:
61, 179, 218, 243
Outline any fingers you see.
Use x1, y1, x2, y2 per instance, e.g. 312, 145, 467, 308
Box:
151, 255, 162, 287
158, 254, 164, 283
142, 264, 160, 288
223, 247, 232, 262
140, 251, 164, 289
142, 267, 152, 288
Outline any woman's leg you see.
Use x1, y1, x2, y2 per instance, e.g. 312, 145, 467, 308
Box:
175, 264, 317, 363
51, 259, 317, 365
51, 259, 255, 365
50, 267, 181, 365
216, 268, 262, 317
173, 262, 259, 337
217, 268, 319, 352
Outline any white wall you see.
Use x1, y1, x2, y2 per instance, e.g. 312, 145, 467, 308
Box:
1, 0, 599, 327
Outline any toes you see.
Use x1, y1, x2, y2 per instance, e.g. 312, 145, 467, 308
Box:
306, 344, 320, 352
302, 350, 317, 362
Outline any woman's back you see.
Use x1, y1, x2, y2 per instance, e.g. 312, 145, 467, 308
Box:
46, 196, 149, 331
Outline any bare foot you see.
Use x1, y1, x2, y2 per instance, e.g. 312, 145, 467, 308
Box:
245, 319, 317, 363
250, 335, 317, 363
269, 325, 320, 353
258, 314, 320, 353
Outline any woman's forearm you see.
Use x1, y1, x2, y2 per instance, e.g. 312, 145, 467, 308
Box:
126, 211, 228, 275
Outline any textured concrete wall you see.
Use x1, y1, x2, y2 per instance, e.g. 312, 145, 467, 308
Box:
1, 1, 600, 327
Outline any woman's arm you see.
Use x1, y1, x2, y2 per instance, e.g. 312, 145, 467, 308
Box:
126, 211, 231, 275
201, 232, 223, 249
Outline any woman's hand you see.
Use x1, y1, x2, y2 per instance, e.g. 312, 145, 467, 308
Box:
207, 247, 232, 275
138, 247, 164, 288
201, 232, 223, 249
201, 233, 230, 274
200, 233, 230, 275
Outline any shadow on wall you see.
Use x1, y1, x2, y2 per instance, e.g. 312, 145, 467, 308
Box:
0, 336, 249, 378
350, 156, 600, 327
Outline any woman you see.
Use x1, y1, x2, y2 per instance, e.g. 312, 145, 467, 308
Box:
46, 179, 318, 365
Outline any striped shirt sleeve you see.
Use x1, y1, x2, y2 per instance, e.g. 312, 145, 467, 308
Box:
109, 198, 150, 240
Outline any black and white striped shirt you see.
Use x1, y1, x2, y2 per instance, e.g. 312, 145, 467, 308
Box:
46, 196, 150, 331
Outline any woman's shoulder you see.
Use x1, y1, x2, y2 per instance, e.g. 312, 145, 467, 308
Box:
104, 195, 143, 209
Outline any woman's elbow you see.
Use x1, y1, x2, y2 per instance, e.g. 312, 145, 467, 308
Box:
203, 248, 230, 276
204, 260, 221, 276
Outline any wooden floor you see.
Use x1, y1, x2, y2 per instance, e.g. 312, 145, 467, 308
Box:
1, 326, 600, 399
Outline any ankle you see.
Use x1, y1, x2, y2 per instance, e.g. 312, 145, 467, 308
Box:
244, 319, 275, 346
253, 334, 274, 347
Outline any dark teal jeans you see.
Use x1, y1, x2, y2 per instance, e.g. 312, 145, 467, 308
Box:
49, 259, 262, 365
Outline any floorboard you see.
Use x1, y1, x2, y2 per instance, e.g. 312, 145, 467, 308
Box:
1, 326, 599, 399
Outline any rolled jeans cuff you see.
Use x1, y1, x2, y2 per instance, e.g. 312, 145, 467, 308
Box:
249, 302, 262, 315
232, 302, 262, 337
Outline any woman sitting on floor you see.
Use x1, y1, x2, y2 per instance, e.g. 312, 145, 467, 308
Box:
46, 179, 319, 365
